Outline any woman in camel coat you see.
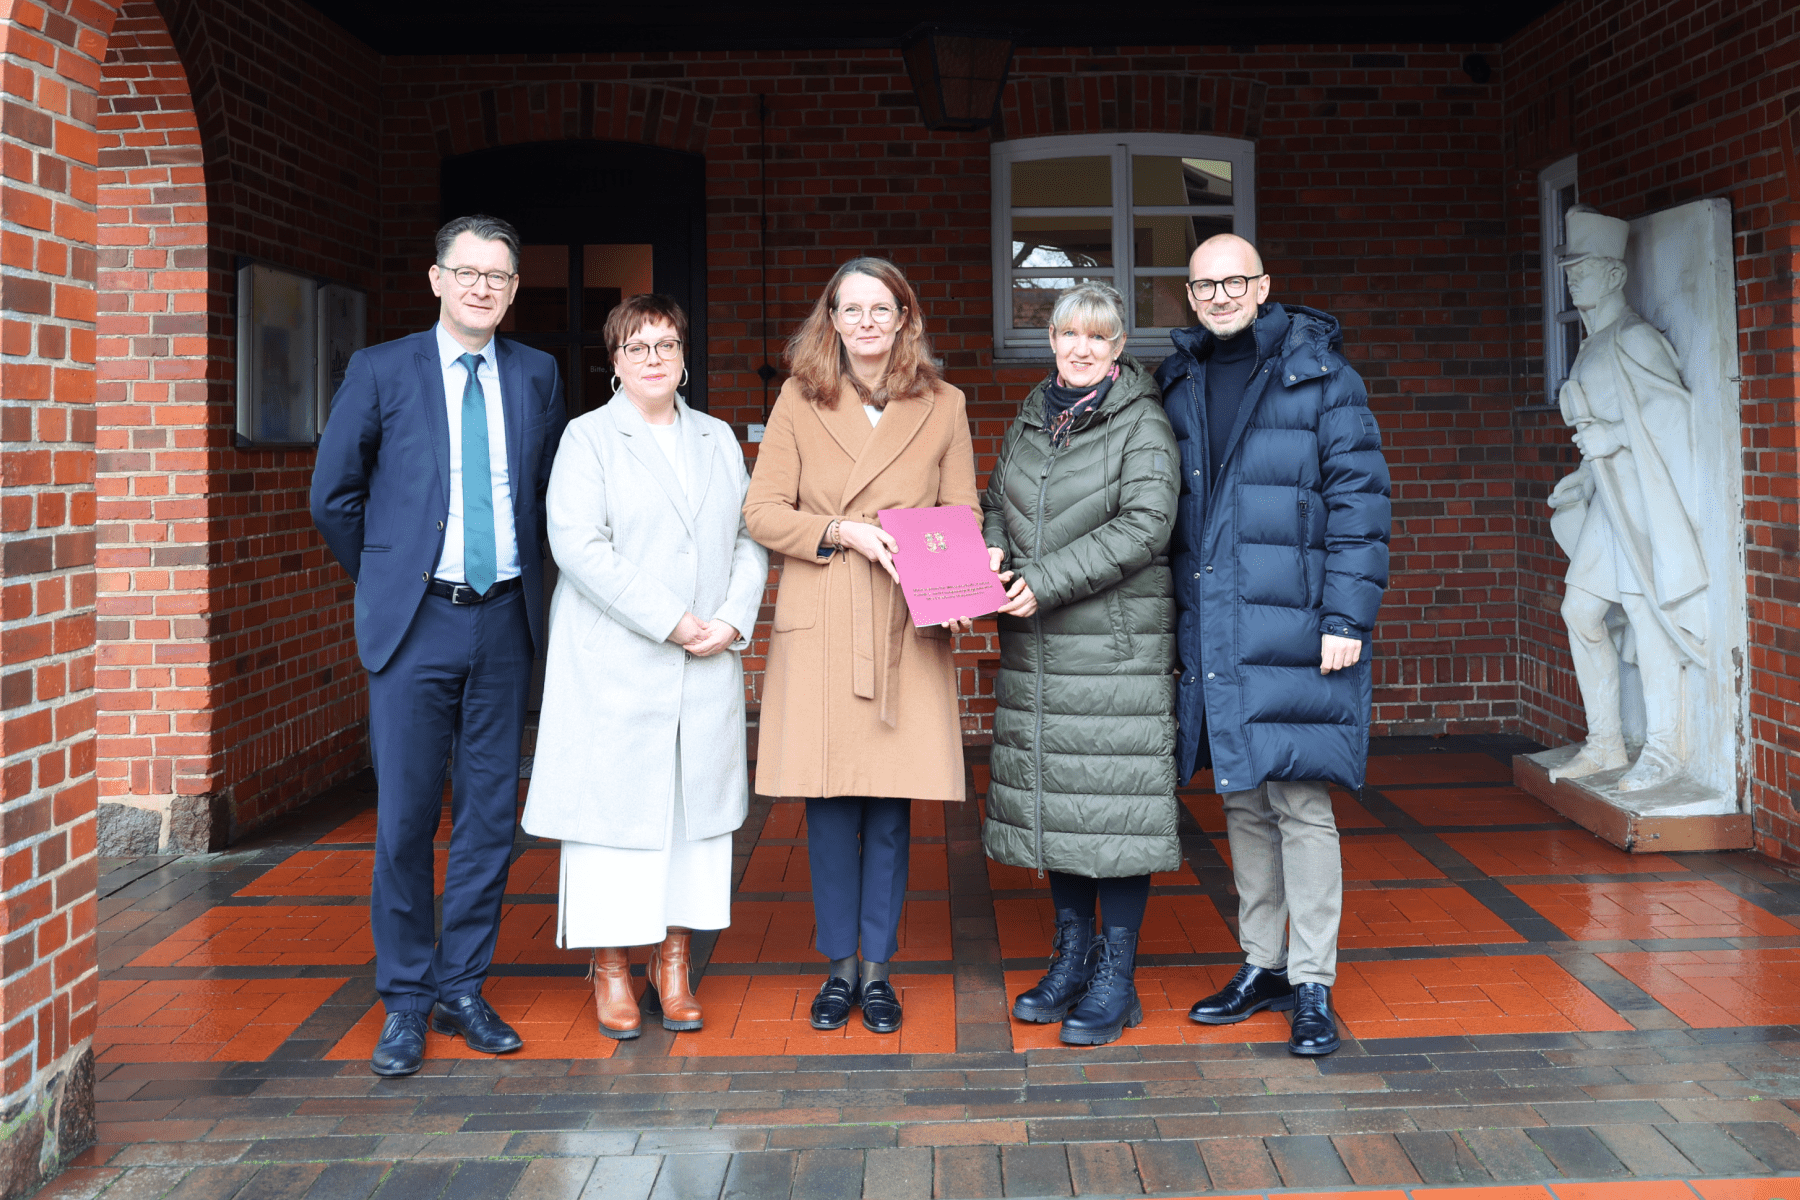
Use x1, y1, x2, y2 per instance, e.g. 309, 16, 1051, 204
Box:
744, 256, 977, 1036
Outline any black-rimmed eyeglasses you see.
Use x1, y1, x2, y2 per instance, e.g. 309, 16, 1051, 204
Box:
1186, 274, 1266, 300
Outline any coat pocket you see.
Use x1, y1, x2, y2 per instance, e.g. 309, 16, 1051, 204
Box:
772, 561, 819, 631
1297, 494, 1311, 607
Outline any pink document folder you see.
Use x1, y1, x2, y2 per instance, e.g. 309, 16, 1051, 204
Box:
876, 505, 1010, 627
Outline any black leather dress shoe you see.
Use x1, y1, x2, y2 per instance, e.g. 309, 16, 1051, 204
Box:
1287, 982, 1341, 1056
429, 994, 523, 1054
371, 1010, 428, 1076
810, 976, 860, 1030
860, 980, 903, 1034
1189, 963, 1295, 1024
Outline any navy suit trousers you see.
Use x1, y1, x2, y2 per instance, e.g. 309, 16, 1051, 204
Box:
367, 587, 531, 1012
804, 796, 911, 963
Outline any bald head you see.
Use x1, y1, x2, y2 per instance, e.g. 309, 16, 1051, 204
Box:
1186, 233, 1270, 339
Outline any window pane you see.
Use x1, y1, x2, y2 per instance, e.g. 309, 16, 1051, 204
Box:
1133, 213, 1234, 268
1134, 276, 1194, 329
1559, 315, 1582, 378
1133, 156, 1233, 206
1011, 156, 1111, 207
505, 244, 568, 335
1012, 215, 1112, 269
1012, 275, 1110, 330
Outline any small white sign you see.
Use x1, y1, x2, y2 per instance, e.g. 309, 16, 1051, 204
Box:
746, 423, 766, 443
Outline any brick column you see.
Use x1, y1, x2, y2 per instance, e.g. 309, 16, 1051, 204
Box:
0, 0, 122, 1191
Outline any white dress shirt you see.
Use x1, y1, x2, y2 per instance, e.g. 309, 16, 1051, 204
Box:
433, 322, 520, 584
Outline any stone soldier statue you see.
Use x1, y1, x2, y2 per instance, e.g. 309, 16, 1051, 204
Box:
1546, 205, 1707, 792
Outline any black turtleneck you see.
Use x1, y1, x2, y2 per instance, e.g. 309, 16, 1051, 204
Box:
1205, 328, 1257, 480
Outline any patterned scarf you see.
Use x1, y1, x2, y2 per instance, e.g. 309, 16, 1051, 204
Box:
1044, 363, 1120, 449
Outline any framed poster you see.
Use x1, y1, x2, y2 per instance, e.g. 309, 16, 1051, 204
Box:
316, 283, 367, 431
235, 263, 318, 447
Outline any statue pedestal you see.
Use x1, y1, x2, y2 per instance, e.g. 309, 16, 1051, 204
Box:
1514, 745, 1751, 853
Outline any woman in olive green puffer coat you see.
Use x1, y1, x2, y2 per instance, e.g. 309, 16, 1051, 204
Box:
980, 281, 1181, 1046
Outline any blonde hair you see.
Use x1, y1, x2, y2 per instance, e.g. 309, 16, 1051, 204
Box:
1048, 281, 1127, 344
784, 257, 941, 409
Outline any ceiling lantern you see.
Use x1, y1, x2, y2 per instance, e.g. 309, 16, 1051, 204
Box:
902, 24, 1016, 132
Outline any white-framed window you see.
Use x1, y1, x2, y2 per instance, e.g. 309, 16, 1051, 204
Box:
1538, 154, 1580, 403
991, 133, 1256, 359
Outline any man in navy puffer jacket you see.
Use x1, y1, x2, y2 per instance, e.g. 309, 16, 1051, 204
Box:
1155, 234, 1390, 1057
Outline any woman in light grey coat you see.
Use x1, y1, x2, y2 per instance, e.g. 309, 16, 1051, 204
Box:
521, 295, 767, 1040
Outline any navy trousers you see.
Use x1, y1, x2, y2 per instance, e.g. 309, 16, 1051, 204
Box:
805, 796, 911, 963
367, 586, 531, 1013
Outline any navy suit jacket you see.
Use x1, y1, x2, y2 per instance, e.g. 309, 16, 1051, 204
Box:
310, 327, 569, 672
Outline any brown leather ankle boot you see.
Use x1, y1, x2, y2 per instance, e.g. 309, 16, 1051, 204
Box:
644, 929, 703, 1031
590, 948, 641, 1040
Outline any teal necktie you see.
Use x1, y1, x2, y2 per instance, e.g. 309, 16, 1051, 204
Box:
457, 352, 497, 596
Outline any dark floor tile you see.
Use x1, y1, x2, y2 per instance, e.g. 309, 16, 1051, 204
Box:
724, 1149, 797, 1200
461, 1113, 589, 1133
1358, 1036, 1475, 1055
934, 1145, 1002, 1199
1524, 1126, 1628, 1178
1065, 1142, 1141, 1196
1721, 1121, 1800, 1171
1329, 1133, 1422, 1185
1131, 1140, 1209, 1196
1317, 1054, 1433, 1075
247, 1137, 385, 1163
371, 1162, 455, 1200
1025, 1118, 1159, 1144
1656, 1122, 1768, 1175
1263, 1134, 1352, 1188
1022, 1083, 1145, 1103
303, 1162, 391, 1200
1197, 1138, 1279, 1191
1429, 1051, 1552, 1072
767, 1125, 895, 1151
443, 1160, 529, 1200
862, 1147, 931, 1200
1532, 1099, 1673, 1126
1588, 1124, 1697, 1177
165, 1165, 264, 1200
1000, 1144, 1071, 1197
234, 1163, 329, 1200
1457, 1128, 1558, 1182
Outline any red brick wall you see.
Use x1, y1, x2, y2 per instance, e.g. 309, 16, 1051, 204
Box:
377, 44, 1512, 742
1502, 0, 1800, 862
92, 0, 381, 850
0, 0, 121, 1184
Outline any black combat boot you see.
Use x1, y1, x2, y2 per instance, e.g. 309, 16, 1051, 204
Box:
1011, 909, 1095, 1023
1058, 927, 1142, 1046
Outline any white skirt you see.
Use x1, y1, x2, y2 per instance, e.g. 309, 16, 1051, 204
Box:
556, 749, 733, 949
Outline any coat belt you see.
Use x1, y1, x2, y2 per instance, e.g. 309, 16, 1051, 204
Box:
846, 549, 908, 727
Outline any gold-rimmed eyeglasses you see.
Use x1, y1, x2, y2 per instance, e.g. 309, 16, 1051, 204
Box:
837, 304, 899, 326
621, 338, 683, 363
443, 265, 518, 290
1186, 274, 1266, 300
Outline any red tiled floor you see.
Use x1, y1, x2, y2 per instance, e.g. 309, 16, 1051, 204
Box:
1688, 1179, 1800, 1200
1384, 786, 1567, 827
994, 894, 1238, 959
235, 849, 444, 897
1599, 948, 1800, 1027
1443, 829, 1686, 877
669, 972, 955, 1056
985, 857, 1194, 891
1552, 1185, 1698, 1200
325, 976, 618, 1061
739, 841, 950, 893
708, 899, 952, 962
98, 978, 344, 1062
1181, 789, 1381, 834
504, 847, 560, 894
129, 906, 373, 967
1212, 833, 1445, 880
1337, 887, 1525, 948
1003, 964, 1289, 1050
1509, 879, 1800, 941
1364, 752, 1514, 785
492, 903, 591, 965
1334, 955, 1632, 1038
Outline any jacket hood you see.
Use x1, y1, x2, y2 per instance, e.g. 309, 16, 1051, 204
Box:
1159, 303, 1345, 388
1018, 353, 1161, 430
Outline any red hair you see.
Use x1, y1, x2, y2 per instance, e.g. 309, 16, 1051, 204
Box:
783, 257, 941, 409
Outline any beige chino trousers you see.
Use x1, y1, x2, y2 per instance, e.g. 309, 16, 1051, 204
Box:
1221, 779, 1340, 986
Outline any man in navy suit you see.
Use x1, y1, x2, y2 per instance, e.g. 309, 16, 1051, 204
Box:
311, 214, 568, 1075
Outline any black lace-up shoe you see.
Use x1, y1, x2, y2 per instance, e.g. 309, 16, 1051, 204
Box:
1286, 982, 1341, 1056
429, 994, 523, 1054
370, 1010, 428, 1076
810, 976, 860, 1030
860, 980, 903, 1034
1188, 963, 1295, 1024
1059, 927, 1142, 1046
1012, 909, 1095, 1023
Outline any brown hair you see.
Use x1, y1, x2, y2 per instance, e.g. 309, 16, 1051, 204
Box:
783, 257, 940, 408
603, 294, 689, 359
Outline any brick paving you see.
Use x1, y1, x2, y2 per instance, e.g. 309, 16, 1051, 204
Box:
50, 735, 1800, 1198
